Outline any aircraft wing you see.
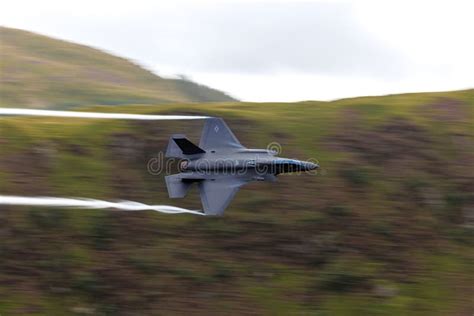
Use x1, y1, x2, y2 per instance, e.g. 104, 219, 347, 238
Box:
199, 118, 244, 150
199, 176, 249, 216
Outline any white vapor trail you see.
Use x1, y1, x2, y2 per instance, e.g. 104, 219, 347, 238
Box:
0, 109, 209, 215
0, 196, 205, 215
0, 108, 210, 120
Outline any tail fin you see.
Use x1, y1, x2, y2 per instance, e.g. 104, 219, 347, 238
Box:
166, 134, 206, 158
199, 118, 244, 150
165, 174, 193, 198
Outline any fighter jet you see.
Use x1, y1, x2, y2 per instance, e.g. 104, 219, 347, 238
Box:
165, 118, 318, 215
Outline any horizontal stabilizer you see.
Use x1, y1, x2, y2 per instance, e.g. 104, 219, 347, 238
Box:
165, 174, 193, 198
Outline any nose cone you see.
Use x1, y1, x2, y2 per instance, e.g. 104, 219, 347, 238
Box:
306, 161, 319, 170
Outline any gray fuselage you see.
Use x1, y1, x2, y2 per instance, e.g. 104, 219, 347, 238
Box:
182, 149, 318, 176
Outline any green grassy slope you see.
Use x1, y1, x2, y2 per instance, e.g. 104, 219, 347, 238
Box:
0, 90, 473, 314
0, 27, 236, 109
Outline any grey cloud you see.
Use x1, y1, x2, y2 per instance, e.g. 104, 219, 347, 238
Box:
19, 2, 406, 77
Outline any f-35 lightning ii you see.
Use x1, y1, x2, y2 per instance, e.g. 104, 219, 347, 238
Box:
165, 118, 318, 215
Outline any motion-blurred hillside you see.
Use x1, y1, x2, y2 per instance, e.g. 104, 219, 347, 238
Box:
0, 27, 236, 109
0, 88, 473, 314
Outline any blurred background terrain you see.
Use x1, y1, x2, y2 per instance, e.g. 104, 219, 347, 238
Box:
0, 27, 235, 109
0, 27, 473, 315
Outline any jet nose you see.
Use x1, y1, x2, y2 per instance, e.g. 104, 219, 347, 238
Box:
306, 162, 319, 170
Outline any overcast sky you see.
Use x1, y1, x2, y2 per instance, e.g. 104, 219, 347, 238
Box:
1, 0, 473, 101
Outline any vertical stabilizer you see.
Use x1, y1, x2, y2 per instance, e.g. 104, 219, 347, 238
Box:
166, 134, 205, 158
